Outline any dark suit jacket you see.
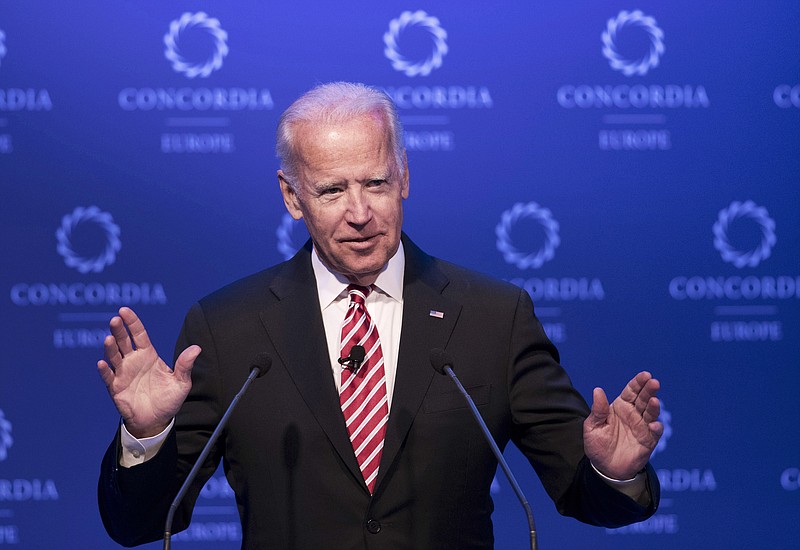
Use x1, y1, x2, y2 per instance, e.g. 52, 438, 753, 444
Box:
99, 236, 658, 549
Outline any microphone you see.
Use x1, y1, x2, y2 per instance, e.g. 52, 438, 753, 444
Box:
337, 345, 366, 372
163, 352, 272, 549
429, 348, 538, 550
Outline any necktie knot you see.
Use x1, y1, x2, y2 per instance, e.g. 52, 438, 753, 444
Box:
347, 284, 371, 305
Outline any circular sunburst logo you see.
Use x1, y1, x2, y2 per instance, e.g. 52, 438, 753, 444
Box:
651, 399, 671, 457
164, 12, 229, 79
496, 202, 560, 270
713, 200, 776, 268
602, 10, 665, 77
56, 206, 121, 274
0, 409, 12, 462
383, 10, 448, 77
0, 30, 7, 70
276, 213, 309, 261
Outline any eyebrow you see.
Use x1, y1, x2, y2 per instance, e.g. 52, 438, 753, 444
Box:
311, 179, 347, 190
313, 173, 392, 187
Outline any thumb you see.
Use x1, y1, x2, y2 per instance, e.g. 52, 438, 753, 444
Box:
586, 387, 610, 429
174, 345, 201, 381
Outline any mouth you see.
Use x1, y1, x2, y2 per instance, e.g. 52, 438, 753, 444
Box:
340, 234, 378, 244
339, 234, 382, 249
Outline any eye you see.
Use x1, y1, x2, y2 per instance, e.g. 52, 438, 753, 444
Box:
366, 179, 387, 188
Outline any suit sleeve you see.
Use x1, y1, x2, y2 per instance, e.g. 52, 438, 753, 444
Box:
97, 302, 226, 546
507, 288, 659, 528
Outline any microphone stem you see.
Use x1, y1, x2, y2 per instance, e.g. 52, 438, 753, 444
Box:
163, 366, 261, 550
444, 366, 538, 550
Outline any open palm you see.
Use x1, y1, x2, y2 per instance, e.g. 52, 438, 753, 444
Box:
97, 307, 199, 438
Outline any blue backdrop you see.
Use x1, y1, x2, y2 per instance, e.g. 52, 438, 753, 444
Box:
1, 1, 798, 548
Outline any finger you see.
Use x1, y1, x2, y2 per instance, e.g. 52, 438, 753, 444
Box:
640, 377, 660, 401
119, 307, 153, 351
586, 387, 610, 428
649, 421, 664, 440
97, 360, 115, 389
620, 372, 654, 413
173, 345, 201, 382
635, 378, 660, 415
103, 334, 124, 370
619, 371, 651, 400
109, 315, 133, 355
642, 395, 661, 424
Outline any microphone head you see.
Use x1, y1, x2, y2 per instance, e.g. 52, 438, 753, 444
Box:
251, 352, 272, 378
349, 345, 366, 364
429, 348, 454, 375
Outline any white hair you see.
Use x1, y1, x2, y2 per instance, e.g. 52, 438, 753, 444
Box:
276, 82, 405, 187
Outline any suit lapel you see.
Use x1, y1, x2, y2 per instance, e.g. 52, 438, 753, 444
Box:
375, 236, 462, 491
258, 245, 366, 490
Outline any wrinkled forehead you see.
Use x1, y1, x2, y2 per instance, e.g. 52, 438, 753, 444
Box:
293, 111, 389, 147
293, 115, 396, 168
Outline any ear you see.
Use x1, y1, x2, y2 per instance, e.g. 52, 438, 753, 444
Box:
400, 152, 410, 200
278, 171, 304, 220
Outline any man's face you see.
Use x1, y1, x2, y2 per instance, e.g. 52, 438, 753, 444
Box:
279, 113, 409, 285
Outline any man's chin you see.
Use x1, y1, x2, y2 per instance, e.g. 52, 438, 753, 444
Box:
336, 259, 387, 285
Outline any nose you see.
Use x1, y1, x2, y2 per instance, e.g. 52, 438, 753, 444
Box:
344, 188, 372, 226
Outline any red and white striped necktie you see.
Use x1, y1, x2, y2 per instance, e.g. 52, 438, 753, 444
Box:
339, 284, 389, 494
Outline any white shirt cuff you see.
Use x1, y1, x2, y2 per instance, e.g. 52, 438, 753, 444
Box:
119, 419, 174, 468
590, 461, 648, 502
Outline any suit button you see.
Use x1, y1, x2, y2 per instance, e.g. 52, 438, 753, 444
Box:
366, 519, 381, 534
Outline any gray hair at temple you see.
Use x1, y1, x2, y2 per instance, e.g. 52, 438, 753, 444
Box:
276, 82, 406, 189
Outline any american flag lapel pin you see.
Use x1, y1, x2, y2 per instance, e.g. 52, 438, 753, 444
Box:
429, 310, 445, 319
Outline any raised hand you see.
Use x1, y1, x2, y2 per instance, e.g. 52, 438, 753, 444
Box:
97, 307, 200, 438
583, 371, 663, 480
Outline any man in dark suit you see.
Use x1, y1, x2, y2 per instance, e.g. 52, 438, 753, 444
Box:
98, 82, 663, 549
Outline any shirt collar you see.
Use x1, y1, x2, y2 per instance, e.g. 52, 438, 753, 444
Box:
312, 241, 405, 309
